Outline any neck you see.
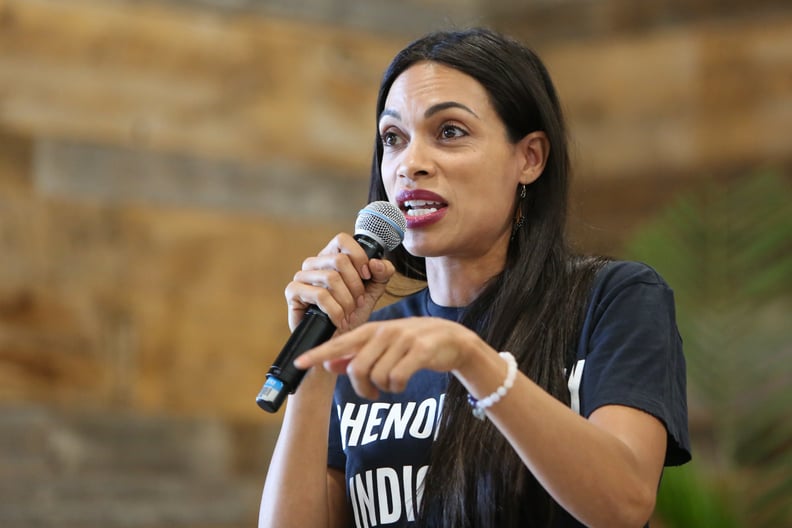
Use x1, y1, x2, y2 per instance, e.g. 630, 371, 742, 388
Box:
425, 249, 507, 307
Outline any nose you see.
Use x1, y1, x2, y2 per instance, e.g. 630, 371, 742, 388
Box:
396, 138, 434, 181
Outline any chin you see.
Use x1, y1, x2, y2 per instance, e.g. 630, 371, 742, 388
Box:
403, 236, 435, 258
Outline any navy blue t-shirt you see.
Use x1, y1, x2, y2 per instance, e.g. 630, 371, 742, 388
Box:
327, 261, 691, 527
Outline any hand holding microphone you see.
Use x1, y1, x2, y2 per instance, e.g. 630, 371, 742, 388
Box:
256, 201, 407, 413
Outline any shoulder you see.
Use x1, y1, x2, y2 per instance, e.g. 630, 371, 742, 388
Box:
593, 260, 670, 290
577, 259, 681, 355
588, 260, 675, 309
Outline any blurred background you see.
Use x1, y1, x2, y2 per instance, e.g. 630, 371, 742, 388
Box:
0, 0, 790, 526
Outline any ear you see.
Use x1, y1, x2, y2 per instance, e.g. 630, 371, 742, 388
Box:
516, 131, 550, 185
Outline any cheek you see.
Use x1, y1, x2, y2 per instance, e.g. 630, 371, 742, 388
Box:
380, 162, 398, 194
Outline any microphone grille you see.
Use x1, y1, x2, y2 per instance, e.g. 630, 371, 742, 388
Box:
355, 201, 407, 251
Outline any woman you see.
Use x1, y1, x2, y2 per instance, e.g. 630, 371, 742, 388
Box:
260, 28, 690, 528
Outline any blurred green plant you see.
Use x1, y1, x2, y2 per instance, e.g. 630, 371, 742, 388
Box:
655, 464, 741, 528
623, 170, 792, 527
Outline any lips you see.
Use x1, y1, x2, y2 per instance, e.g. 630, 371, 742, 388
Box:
396, 189, 448, 228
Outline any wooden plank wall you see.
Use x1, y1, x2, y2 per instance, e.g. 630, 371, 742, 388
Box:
0, 0, 790, 526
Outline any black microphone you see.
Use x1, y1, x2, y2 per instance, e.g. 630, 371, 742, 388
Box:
256, 201, 407, 413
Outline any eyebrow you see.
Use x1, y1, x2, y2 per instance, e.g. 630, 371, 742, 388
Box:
379, 101, 479, 123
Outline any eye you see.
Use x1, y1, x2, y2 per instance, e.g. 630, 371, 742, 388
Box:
381, 131, 403, 148
439, 124, 467, 140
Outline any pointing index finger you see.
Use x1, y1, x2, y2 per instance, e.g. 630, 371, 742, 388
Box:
293, 329, 362, 370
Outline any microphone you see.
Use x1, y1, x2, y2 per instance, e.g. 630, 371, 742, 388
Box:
256, 201, 407, 413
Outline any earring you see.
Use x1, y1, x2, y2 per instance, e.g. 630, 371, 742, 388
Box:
511, 184, 527, 239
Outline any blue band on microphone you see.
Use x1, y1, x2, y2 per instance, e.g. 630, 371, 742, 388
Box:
360, 208, 405, 240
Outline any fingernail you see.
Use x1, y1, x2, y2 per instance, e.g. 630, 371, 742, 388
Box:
361, 265, 372, 280
294, 355, 307, 369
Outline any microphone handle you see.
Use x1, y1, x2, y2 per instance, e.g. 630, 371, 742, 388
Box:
256, 234, 385, 413
256, 306, 335, 412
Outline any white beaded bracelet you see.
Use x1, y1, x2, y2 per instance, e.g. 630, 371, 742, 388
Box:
467, 352, 518, 421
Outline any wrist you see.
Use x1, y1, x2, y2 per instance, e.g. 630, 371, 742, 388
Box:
452, 341, 510, 399
466, 352, 517, 420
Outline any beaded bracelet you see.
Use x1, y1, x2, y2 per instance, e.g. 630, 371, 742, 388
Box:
467, 351, 518, 421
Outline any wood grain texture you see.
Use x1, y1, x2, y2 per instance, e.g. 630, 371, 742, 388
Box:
0, 0, 399, 173
1, 0, 789, 183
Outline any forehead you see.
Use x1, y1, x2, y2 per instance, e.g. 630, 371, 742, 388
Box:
383, 62, 491, 113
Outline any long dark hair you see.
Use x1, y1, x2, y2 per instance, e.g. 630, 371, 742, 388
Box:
368, 28, 606, 527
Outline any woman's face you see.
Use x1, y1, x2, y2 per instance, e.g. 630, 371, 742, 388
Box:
379, 62, 528, 261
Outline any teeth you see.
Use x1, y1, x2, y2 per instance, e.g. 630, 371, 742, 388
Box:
404, 199, 442, 208
402, 199, 444, 218
406, 207, 438, 217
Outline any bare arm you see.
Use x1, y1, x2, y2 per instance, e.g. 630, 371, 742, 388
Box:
456, 341, 666, 528
259, 233, 396, 528
259, 367, 349, 528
